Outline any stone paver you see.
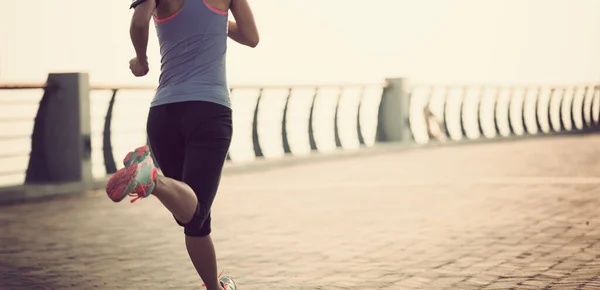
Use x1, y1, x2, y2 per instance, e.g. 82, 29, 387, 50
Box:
1, 134, 600, 290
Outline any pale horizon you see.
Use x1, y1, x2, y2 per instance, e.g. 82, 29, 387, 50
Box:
1, 0, 599, 86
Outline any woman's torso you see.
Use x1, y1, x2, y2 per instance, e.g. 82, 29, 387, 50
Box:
151, 0, 230, 108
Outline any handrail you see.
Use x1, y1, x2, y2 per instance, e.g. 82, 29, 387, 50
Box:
411, 84, 600, 89
0, 82, 385, 91
0, 83, 48, 90
2, 82, 597, 91
91, 84, 155, 91
92, 82, 384, 91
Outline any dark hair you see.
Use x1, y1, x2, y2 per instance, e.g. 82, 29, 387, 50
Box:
130, 0, 160, 9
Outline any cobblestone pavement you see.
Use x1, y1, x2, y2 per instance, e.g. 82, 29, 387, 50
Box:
2, 135, 600, 290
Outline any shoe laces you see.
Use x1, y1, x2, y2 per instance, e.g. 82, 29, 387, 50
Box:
127, 186, 148, 203
128, 166, 158, 203
128, 192, 143, 203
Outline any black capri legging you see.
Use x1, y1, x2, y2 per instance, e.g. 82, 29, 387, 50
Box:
147, 100, 232, 237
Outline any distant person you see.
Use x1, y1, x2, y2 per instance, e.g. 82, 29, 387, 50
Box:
105, 0, 259, 289
423, 106, 447, 141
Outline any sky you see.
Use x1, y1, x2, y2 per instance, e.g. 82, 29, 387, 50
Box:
1, 0, 599, 86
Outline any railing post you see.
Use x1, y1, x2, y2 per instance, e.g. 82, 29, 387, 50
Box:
534, 87, 544, 133
459, 86, 468, 138
590, 85, 600, 131
506, 88, 516, 136
281, 88, 293, 154
442, 87, 450, 139
252, 89, 264, 158
333, 87, 343, 148
569, 87, 578, 131
556, 88, 566, 132
308, 88, 319, 150
25, 73, 92, 185
559, 88, 570, 131
493, 87, 501, 136
356, 87, 366, 146
376, 78, 411, 143
581, 86, 591, 129
103, 89, 118, 174
590, 85, 600, 127
521, 87, 530, 135
477, 87, 486, 137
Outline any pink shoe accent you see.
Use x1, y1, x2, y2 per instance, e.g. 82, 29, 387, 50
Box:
123, 145, 151, 165
123, 151, 134, 164
129, 167, 158, 203
106, 166, 138, 202
110, 144, 156, 203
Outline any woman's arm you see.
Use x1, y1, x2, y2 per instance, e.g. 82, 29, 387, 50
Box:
228, 0, 259, 47
129, 0, 157, 64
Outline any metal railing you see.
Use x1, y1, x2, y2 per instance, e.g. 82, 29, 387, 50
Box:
0, 83, 48, 186
408, 84, 600, 144
92, 83, 385, 178
0, 76, 598, 189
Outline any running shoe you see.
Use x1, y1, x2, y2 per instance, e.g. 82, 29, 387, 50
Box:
201, 271, 237, 290
220, 275, 237, 290
105, 145, 157, 203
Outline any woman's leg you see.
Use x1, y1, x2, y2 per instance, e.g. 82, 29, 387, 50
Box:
105, 101, 233, 290
119, 145, 223, 290
178, 101, 233, 290
145, 104, 199, 224
106, 103, 195, 216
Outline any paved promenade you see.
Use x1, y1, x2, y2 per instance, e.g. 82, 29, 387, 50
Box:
1, 134, 600, 290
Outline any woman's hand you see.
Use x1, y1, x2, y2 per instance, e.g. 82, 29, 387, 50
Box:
129, 57, 150, 77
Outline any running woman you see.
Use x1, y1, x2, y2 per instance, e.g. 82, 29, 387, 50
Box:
105, 0, 259, 289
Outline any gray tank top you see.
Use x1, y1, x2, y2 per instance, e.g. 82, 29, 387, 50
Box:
151, 0, 230, 108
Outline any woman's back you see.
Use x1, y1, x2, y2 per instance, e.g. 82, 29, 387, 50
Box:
152, 0, 230, 108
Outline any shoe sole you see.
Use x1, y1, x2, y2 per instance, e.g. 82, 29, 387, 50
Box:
106, 145, 151, 202
123, 145, 151, 167
106, 166, 139, 202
